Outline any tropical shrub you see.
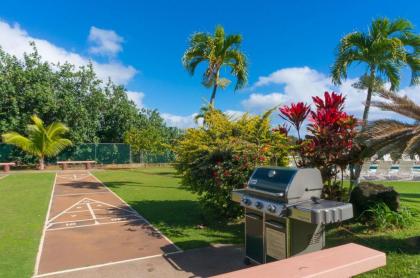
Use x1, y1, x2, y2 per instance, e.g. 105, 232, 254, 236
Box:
361, 202, 414, 230
2, 115, 72, 169
174, 107, 290, 221
278, 92, 358, 200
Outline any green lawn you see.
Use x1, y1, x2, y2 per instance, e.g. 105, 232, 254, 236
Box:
94, 167, 242, 249
95, 168, 420, 277
327, 181, 420, 277
0, 173, 55, 278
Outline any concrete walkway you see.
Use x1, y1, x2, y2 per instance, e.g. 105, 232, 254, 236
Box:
38, 244, 248, 278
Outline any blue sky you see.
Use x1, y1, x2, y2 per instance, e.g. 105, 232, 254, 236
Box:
0, 0, 419, 128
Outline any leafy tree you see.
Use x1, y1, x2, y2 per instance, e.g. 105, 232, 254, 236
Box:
0, 45, 180, 159
332, 17, 419, 128
124, 109, 182, 162
174, 106, 289, 221
182, 25, 248, 105
2, 115, 72, 169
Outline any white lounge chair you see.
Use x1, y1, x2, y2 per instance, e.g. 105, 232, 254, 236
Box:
361, 161, 375, 180
387, 160, 414, 180
373, 161, 392, 180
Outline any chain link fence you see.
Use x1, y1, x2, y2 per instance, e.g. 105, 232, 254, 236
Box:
0, 143, 175, 164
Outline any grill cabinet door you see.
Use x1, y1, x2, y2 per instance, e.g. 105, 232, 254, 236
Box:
265, 220, 287, 262
245, 209, 264, 263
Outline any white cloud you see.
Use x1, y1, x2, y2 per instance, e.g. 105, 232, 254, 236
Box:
88, 26, 123, 56
224, 110, 246, 119
126, 91, 145, 108
249, 66, 420, 122
241, 92, 285, 113
162, 113, 201, 129
0, 20, 136, 84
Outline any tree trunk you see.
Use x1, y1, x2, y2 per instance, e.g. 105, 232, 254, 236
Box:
39, 157, 45, 170
351, 67, 376, 189
209, 70, 219, 106
210, 83, 218, 105
361, 68, 375, 130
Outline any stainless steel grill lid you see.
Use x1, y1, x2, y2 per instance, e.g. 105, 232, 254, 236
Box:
246, 167, 324, 203
248, 167, 297, 194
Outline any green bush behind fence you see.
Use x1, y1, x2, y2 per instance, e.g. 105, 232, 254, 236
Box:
0, 143, 174, 164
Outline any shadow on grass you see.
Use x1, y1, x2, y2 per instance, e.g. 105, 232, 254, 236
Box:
327, 225, 420, 255
400, 193, 420, 202
109, 199, 243, 249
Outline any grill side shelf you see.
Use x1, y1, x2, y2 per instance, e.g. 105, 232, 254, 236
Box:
288, 200, 353, 224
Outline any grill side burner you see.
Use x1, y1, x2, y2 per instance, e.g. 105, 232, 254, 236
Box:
232, 167, 353, 265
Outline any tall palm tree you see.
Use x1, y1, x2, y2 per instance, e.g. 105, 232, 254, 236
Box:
365, 89, 420, 154
182, 25, 248, 105
2, 115, 72, 170
332, 18, 419, 128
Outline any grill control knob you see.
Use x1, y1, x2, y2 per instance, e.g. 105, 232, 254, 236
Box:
242, 197, 252, 206
267, 204, 277, 213
255, 201, 264, 209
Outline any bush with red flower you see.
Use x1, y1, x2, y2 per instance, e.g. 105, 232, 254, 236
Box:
175, 106, 290, 222
278, 92, 359, 200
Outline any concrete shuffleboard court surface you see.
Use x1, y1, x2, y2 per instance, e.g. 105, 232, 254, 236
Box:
34, 171, 181, 277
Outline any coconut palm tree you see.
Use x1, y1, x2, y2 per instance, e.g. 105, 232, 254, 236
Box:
365, 89, 420, 154
332, 18, 419, 129
182, 25, 248, 105
2, 115, 72, 170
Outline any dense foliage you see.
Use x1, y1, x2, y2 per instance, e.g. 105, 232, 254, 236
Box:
279, 92, 358, 200
0, 45, 179, 162
124, 110, 182, 162
174, 107, 290, 221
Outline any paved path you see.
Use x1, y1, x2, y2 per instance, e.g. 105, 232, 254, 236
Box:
34, 171, 180, 277
38, 244, 248, 278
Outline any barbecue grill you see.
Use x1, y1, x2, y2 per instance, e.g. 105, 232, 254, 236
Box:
232, 167, 353, 264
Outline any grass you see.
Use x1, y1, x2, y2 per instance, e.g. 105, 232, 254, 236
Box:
0, 173, 55, 278
327, 181, 420, 277
95, 168, 420, 277
94, 167, 243, 249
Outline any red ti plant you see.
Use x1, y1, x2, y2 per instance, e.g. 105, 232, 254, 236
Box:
279, 92, 359, 200
279, 102, 310, 140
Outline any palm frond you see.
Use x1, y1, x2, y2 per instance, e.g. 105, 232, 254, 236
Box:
371, 89, 420, 121
44, 138, 73, 157
1, 115, 71, 159
2, 132, 38, 156
405, 130, 420, 153
365, 120, 415, 153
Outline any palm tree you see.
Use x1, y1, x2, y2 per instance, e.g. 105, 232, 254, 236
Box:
182, 25, 248, 105
365, 89, 420, 154
2, 115, 72, 170
332, 18, 419, 129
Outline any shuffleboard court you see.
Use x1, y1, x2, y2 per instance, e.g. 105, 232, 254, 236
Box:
34, 170, 181, 277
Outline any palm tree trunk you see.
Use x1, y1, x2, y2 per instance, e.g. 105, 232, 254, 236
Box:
210, 83, 218, 105
39, 156, 45, 170
361, 68, 375, 130
209, 70, 219, 105
351, 68, 376, 188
